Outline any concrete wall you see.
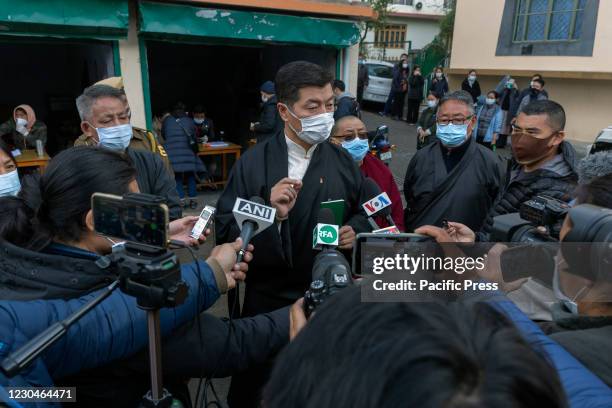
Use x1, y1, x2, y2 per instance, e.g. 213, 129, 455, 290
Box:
118, 0, 147, 129
406, 18, 441, 50
448, 74, 612, 146
451, 0, 612, 74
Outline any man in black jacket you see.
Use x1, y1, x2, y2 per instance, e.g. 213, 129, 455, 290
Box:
477, 100, 577, 241
76, 85, 182, 219
251, 81, 283, 142
332, 79, 360, 120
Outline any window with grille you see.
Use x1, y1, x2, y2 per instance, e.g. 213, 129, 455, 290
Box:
392, 0, 414, 5
374, 25, 407, 48
513, 0, 586, 42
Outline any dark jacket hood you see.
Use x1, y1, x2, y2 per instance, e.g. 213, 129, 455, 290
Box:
0, 239, 114, 301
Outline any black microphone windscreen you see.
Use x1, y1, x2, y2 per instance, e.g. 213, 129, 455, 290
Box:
362, 178, 382, 202
318, 208, 336, 225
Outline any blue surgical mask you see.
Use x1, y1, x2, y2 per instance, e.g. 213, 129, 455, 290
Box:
0, 169, 21, 197
96, 123, 133, 151
436, 123, 469, 147
486, 98, 496, 105
342, 138, 369, 162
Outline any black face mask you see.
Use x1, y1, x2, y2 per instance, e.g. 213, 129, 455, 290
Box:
531, 88, 540, 95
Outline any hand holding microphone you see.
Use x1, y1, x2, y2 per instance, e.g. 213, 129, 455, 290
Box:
232, 196, 276, 262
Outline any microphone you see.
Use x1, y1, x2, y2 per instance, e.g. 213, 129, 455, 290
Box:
232, 196, 276, 262
362, 178, 397, 230
312, 208, 339, 250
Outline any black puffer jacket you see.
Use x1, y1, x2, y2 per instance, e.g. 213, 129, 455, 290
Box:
478, 141, 578, 240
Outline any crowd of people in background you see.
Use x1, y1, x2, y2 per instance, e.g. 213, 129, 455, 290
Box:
0, 57, 611, 408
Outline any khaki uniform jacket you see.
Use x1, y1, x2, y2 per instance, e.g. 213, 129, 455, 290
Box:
74, 127, 172, 173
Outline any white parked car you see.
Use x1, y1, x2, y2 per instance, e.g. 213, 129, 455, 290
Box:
588, 125, 612, 154
361, 60, 394, 104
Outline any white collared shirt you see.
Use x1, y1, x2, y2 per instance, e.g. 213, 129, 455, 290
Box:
285, 134, 317, 180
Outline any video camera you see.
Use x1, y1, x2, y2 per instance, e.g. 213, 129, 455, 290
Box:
304, 208, 353, 317
491, 195, 570, 242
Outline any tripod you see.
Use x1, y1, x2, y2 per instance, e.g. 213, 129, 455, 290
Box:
1, 242, 188, 408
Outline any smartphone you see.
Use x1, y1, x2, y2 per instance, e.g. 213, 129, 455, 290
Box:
92, 193, 169, 248
352, 233, 435, 276
190, 205, 216, 239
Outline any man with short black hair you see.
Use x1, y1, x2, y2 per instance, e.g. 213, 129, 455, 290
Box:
216, 61, 371, 407
516, 77, 548, 115
403, 90, 503, 232
477, 100, 577, 241
264, 286, 568, 408
332, 79, 360, 120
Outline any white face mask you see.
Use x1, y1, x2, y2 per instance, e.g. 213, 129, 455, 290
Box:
0, 169, 21, 197
485, 98, 496, 105
427, 100, 438, 108
285, 107, 334, 145
95, 123, 133, 151
435, 72, 443, 79
552, 255, 590, 315
402, 63, 409, 69
261, 95, 269, 103
15, 118, 28, 127
194, 118, 205, 125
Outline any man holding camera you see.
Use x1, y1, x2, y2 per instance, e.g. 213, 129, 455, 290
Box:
476, 100, 578, 242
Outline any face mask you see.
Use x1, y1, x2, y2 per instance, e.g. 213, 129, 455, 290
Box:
511, 132, 556, 165
402, 63, 409, 69
506, 82, 514, 89
342, 138, 369, 162
96, 123, 133, 151
552, 256, 589, 315
15, 118, 27, 127
194, 118, 205, 125
437, 123, 469, 147
435, 72, 443, 79
0, 169, 21, 197
530, 80, 536, 87
427, 100, 438, 108
261, 95, 268, 103
285, 107, 334, 145
468, 75, 476, 82
485, 98, 496, 105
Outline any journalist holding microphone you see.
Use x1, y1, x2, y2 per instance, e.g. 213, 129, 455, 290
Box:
0, 146, 294, 407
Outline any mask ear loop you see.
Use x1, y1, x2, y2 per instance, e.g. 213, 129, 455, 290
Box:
282, 104, 302, 137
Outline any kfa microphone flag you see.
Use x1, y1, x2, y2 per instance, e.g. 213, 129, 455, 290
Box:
362, 192, 391, 216
312, 223, 339, 249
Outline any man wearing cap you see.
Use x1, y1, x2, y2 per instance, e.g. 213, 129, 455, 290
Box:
250, 80, 282, 142
74, 76, 172, 172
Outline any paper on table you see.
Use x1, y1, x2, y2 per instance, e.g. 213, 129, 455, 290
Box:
208, 142, 230, 147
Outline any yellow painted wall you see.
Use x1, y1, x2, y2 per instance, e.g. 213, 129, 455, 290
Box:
450, 0, 612, 74
449, 74, 612, 145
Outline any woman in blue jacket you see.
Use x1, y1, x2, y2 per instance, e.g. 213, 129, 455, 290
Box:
472, 90, 503, 150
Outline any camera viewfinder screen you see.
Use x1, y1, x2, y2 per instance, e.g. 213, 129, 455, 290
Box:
93, 196, 168, 247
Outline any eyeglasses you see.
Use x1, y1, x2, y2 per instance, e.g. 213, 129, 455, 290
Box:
332, 131, 368, 142
511, 124, 556, 140
436, 116, 473, 126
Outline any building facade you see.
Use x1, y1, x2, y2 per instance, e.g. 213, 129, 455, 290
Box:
0, 0, 373, 152
362, 0, 446, 62
448, 0, 611, 145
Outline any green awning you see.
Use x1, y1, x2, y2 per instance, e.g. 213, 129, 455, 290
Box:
0, 0, 129, 39
139, 1, 360, 48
